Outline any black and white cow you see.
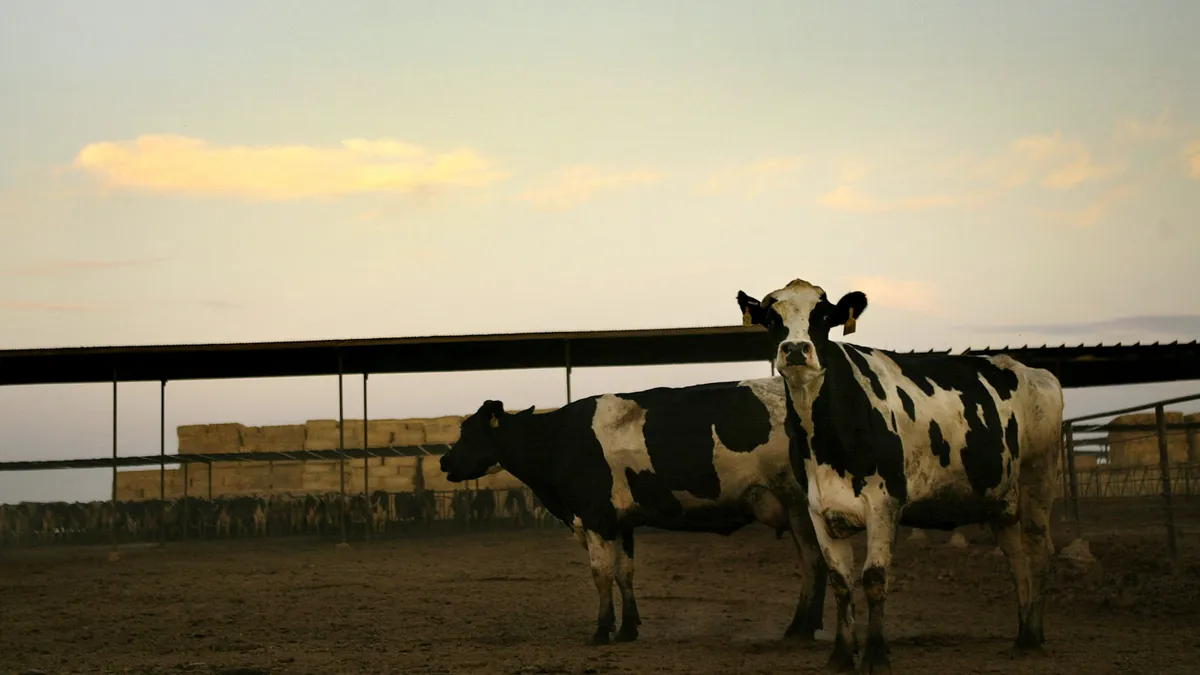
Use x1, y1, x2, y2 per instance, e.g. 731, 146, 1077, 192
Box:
736, 278, 1063, 673
439, 378, 829, 645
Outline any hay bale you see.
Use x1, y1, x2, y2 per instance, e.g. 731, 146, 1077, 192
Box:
1107, 411, 1190, 467
177, 423, 245, 454
389, 420, 426, 447
423, 416, 463, 444
304, 420, 341, 451
242, 424, 306, 452
1187, 413, 1199, 463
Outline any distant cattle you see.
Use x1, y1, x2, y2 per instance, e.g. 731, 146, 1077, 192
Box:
439, 379, 829, 645
737, 278, 1063, 671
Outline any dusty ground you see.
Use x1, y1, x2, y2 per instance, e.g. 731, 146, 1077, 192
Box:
2, 502, 1199, 675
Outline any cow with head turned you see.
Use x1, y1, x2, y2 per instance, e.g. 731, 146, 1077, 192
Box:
439, 380, 829, 646
736, 278, 1063, 673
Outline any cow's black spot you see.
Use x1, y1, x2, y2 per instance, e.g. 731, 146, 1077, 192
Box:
783, 384, 811, 488
929, 420, 951, 468
625, 468, 683, 518
851, 475, 867, 496
808, 338, 908, 504
623, 382, 773, 500
889, 353, 1019, 494
844, 344, 886, 400
1005, 415, 1020, 459
896, 388, 916, 421
469, 396, 620, 539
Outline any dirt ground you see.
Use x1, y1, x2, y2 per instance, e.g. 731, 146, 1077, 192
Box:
2, 502, 1199, 675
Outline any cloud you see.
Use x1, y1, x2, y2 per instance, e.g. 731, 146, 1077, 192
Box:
1185, 141, 1200, 179
2, 258, 166, 277
818, 184, 967, 214
0, 301, 93, 312
517, 166, 662, 211
72, 134, 508, 201
965, 314, 1200, 341
845, 276, 939, 314
978, 131, 1123, 191
1042, 184, 1139, 229
1116, 110, 1174, 142
693, 156, 806, 199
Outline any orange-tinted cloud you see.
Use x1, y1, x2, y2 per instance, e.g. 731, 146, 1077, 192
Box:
845, 276, 939, 314
1115, 110, 1174, 142
817, 185, 966, 214
693, 156, 806, 199
72, 135, 508, 201
978, 131, 1122, 190
517, 166, 662, 211
1186, 141, 1200, 178
1042, 184, 1139, 229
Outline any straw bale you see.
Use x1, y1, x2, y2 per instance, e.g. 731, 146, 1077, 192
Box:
385, 420, 426, 447
177, 423, 245, 454
423, 415, 463, 444
1187, 413, 1200, 462
1107, 411, 1190, 467
304, 420, 342, 451
242, 424, 306, 453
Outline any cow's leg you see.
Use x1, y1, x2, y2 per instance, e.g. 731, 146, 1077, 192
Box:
784, 506, 828, 641
810, 514, 858, 672
614, 529, 641, 642
584, 530, 619, 645
860, 505, 898, 674
1018, 453, 1056, 653
991, 517, 1035, 654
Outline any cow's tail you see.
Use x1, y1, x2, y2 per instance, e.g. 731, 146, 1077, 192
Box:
570, 516, 588, 551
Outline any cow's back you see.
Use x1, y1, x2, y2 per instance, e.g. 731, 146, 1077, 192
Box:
592, 377, 794, 516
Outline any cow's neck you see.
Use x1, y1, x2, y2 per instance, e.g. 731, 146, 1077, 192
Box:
493, 415, 556, 485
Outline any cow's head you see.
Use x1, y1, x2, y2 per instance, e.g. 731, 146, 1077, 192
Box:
736, 278, 868, 380
439, 399, 533, 482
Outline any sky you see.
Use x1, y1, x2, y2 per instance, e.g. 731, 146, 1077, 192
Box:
2, 1, 1199, 504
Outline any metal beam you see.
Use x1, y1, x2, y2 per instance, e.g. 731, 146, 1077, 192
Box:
0, 445, 454, 472
159, 379, 166, 547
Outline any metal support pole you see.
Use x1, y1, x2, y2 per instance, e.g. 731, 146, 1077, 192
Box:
363, 372, 369, 541
160, 379, 166, 547
338, 351, 348, 546
770, 361, 775, 377
110, 376, 119, 560
1065, 424, 1079, 524
1187, 423, 1197, 464
182, 462, 189, 542
1155, 405, 1179, 566
564, 340, 572, 403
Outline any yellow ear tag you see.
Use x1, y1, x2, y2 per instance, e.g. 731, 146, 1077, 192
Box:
741, 307, 755, 327
843, 308, 857, 336
489, 415, 500, 429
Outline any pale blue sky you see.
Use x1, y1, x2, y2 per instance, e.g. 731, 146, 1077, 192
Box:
2, 1, 1199, 503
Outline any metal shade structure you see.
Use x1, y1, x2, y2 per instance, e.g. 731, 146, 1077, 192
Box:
0, 326, 1197, 389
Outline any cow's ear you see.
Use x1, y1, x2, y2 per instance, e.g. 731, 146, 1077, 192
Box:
480, 399, 505, 428
831, 291, 868, 336
737, 291, 768, 327
516, 405, 537, 418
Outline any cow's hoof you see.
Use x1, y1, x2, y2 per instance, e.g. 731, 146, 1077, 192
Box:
1010, 643, 1047, 660
826, 649, 857, 673
589, 631, 612, 646
783, 625, 819, 642
858, 652, 891, 674
614, 626, 638, 643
